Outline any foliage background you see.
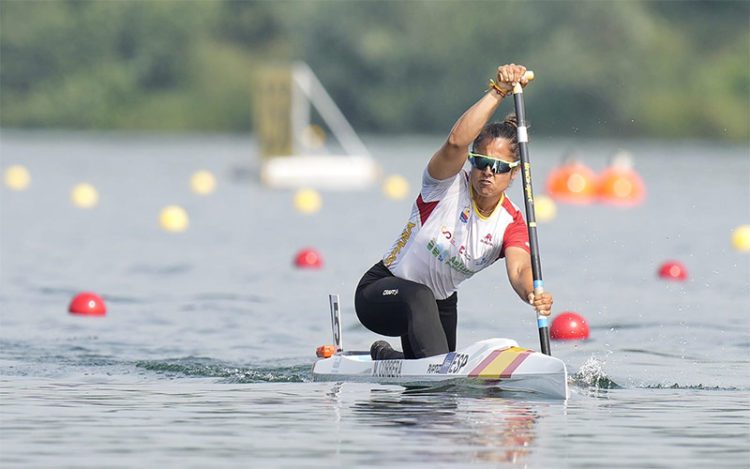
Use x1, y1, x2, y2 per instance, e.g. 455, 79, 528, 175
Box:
1, 0, 748, 140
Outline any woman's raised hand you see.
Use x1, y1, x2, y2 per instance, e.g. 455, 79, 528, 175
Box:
495, 64, 529, 93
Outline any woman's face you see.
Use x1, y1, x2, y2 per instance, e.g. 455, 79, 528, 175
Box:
469, 138, 519, 199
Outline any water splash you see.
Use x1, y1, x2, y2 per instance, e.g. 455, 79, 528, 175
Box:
570, 356, 621, 391
135, 357, 312, 383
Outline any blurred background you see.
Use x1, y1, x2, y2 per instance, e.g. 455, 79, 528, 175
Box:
1, 0, 749, 352
1, 0, 748, 139
1, 0, 750, 354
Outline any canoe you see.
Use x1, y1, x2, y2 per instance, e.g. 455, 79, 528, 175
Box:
312, 337, 569, 399
313, 294, 568, 399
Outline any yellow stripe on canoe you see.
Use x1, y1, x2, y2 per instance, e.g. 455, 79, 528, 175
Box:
469, 346, 531, 379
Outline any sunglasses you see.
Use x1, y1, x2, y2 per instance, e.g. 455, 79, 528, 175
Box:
468, 153, 520, 174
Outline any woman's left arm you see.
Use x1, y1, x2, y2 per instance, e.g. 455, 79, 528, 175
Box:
504, 247, 553, 316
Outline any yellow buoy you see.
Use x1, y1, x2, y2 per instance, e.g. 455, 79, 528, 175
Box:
190, 170, 216, 195
534, 194, 557, 222
382, 174, 410, 200
731, 225, 750, 253
71, 183, 99, 209
160, 205, 189, 232
4, 165, 31, 190
294, 188, 322, 214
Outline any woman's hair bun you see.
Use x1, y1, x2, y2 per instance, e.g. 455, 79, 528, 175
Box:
470, 113, 525, 159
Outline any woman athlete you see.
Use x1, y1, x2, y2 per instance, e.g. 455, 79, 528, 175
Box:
355, 63, 553, 360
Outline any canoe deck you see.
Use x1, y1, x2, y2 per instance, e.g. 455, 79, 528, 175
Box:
313, 338, 569, 399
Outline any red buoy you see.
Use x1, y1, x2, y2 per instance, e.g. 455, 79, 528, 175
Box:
68, 292, 106, 316
294, 248, 323, 269
658, 260, 687, 281
550, 312, 589, 340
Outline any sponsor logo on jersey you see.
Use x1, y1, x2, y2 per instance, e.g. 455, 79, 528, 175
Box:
446, 255, 474, 276
384, 222, 416, 267
459, 207, 470, 223
382, 289, 399, 296
440, 226, 470, 260
481, 233, 493, 246
426, 238, 449, 262
426, 239, 476, 276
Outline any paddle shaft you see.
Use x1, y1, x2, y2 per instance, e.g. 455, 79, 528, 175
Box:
511, 77, 552, 356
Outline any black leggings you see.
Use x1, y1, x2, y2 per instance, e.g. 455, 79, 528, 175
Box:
355, 261, 457, 359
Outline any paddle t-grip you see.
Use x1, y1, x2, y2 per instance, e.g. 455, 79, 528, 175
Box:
512, 71, 535, 94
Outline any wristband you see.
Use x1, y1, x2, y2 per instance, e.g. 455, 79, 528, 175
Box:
487, 79, 509, 97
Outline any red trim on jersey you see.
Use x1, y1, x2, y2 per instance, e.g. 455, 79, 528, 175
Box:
417, 194, 439, 225
499, 196, 531, 259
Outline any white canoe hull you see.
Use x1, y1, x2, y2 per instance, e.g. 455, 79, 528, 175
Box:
313, 338, 569, 399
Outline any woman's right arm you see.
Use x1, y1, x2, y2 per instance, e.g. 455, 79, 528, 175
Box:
426, 64, 527, 180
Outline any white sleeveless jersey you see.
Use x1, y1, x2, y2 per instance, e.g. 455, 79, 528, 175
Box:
382, 168, 530, 300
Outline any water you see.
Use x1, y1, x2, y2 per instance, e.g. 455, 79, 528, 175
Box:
1, 131, 749, 467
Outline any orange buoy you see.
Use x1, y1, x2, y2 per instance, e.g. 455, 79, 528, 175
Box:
68, 292, 107, 316
546, 161, 597, 205
316, 345, 338, 358
550, 312, 589, 340
597, 168, 645, 206
658, 260, 687, 281
294, 248, 323, 269
597, 151, 645, 207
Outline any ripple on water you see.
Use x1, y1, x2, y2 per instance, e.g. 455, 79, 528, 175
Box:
135, 358, 312, 383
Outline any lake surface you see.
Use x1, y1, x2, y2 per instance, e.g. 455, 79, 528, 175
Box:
1, 131, 749, 467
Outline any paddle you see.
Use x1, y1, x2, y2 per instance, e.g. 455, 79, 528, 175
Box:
511, 71, 552, 356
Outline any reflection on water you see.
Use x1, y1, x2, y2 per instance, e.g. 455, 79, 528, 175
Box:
330, 384, 547, 465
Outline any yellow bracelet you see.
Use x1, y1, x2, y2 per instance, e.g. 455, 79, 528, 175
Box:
487, 79, 509, 97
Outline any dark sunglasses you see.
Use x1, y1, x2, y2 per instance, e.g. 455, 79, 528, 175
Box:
468, 152, 520, 174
